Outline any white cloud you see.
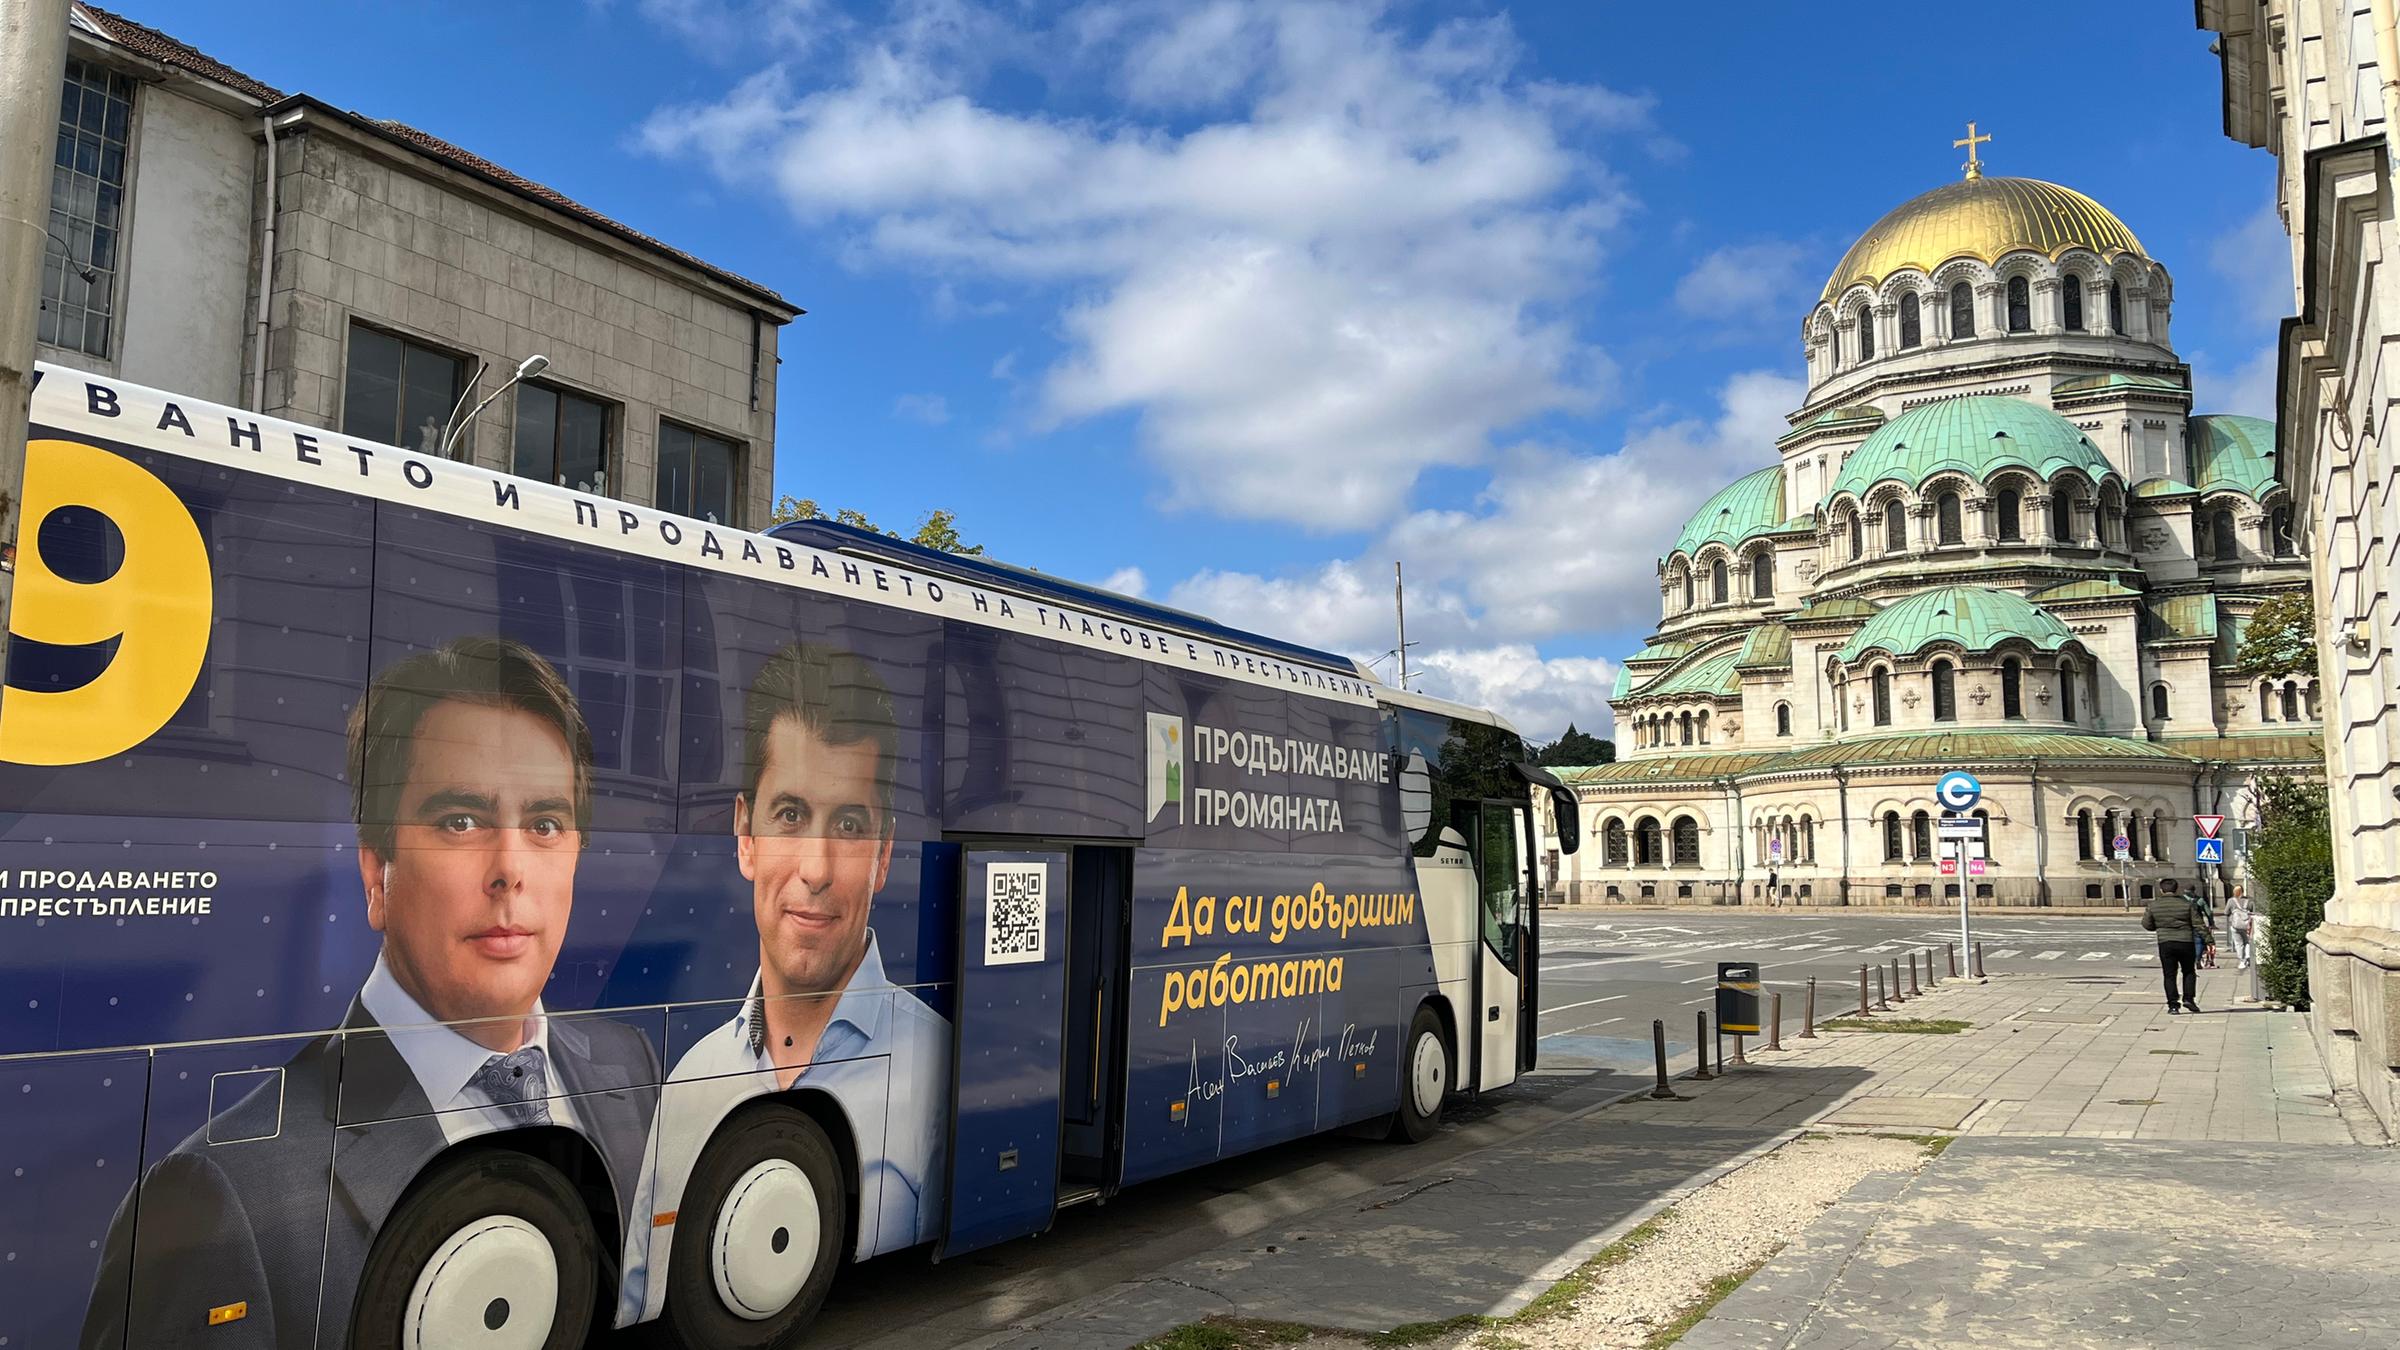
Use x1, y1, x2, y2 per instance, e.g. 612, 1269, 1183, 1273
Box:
2209, 204, 2294, 327
637, 0, 1640, 530
2192, 343, 2279, 420
1099, 565, 1147, 596
1408, 645, 1620, 746
893, 392, 951, 424
1674, 240, 1813, 325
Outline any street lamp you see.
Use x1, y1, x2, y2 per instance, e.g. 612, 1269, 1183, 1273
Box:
437, 353, 550, 461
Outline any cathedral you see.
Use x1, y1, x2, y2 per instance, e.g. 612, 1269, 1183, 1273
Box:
1550, 141, 2322, 909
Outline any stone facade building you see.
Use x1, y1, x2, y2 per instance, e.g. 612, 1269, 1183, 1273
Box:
35, 4, 798, 526
2201, 0, 2400, 1136
1540, 154, 2321, 912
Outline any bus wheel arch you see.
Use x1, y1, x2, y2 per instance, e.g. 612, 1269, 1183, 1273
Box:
653, 1099, 850, 1350
348, 1135, 611, 1350
1391, 999, 1454, 1143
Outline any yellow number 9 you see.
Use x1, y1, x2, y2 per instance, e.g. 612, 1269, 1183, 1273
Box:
0, 438, 213, 766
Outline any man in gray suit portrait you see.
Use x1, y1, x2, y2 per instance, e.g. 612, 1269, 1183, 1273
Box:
81, 635, 659, 1349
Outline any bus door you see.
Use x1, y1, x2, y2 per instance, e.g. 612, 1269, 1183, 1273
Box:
939, 845, 1071, 1260
1470, 801, 1529, 1092
1061, 845, 1131, 1197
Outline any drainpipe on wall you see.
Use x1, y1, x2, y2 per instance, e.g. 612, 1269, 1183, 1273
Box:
2375, 0, 2400, 178
2029, 758, 2049, 907
248, 114, 279, 413
1835, 767, 1853, 907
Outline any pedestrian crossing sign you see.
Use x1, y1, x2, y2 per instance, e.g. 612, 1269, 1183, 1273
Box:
2195, 837, 2226, 865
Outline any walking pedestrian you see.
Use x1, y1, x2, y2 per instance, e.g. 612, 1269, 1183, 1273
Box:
2143, 877, 2206, 1013
2193, 884, 2219, 969
1766, 869, 1779, 908
2226, 885, 2258, 970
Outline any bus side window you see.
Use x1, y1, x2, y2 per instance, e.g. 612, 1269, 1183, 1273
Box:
1475, 805, 1520, 967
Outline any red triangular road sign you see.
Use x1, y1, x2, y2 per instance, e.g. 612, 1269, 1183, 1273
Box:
2194, 814, 2225, 839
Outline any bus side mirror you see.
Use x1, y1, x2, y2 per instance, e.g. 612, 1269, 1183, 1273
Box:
1549, 784, 1580, 854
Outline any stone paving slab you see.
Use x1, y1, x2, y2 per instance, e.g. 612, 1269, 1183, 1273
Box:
1815, 1096, 1983, 1129
1682, 1136, 2400, 1350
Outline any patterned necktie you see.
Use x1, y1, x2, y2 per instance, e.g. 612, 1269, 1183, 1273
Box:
469, 1045, 553, 1126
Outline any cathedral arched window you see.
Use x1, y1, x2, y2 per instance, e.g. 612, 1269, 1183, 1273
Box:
1847, 511, 1864, 559
2076, 808, 2094, 861
1884, 505, 1907, 554
1997, 487, 2022, 541
1827, 327, 1839, 368
1801, 815, 1815, 861
2270, 505, 2295, 556
1899, 293, 1921, 348
1931, 659, 1957, 722
1883, 811, 1904, 862
1751, 550, 1773, 598
1681, 711, 1694, 745
2260, 679, 2275, 722
1871, 668, 1892, 726
1775, 702, 1792, 737
1949, 282, 1975, 337
2150, 682, 2170, 722
1855, 306, 1875, 360
1912, 810, 1932, 861
2006, 276, 2031, 332
2109, 280, 2125, 331
1936, 490, 1962, 545
1604, 819, 1628, 867
2148, 813, 2165, 862
2002, 658, 2024, 719
2209, 508, 2240, 560
2050, 492, 2074, 543
2306, 679, 2321, 720
1682, 571, 1695, 610
2059, 663, 2078, 724
1634, 817, 1663, 866
2281, 680, 2300, 723
1710, 559, 1728, 604
1698, 710, 1710, 744
1670, 815, 1700, 867
2062, 275, 2085, 331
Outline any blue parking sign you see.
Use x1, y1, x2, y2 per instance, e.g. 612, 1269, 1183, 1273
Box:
2196, 837, 2225, 864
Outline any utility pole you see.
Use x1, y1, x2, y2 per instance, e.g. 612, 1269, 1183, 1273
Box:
0, 0, 72, 690
1393, 560, 1410, 690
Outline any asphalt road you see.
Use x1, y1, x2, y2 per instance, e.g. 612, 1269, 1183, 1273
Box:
1535, 907, 2194, 1075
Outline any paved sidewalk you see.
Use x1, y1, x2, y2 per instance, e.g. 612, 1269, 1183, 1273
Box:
970, 960, 2383, 1349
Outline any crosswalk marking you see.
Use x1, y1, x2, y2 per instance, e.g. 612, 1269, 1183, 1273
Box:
2077, 952, 2111, 961
2034, 950, 2065, 960
1990, 948, 2022, 958
2127, 953, 2156, 963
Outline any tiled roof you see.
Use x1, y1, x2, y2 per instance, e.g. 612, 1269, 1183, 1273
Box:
1779, 403, 1886, 443
1669, 466, 1787, 560
2158, 732, 2324, 765
1837, 585, 2077, 662
2189, 415, 2280, 501
1569, 729, 2185, 786
2031, 578, 2139, 602
1563, 751, 1786, 785
2052, 371, 2188, 396
1627, 639, 1696, 663
1735, 623, 1793, 670
1827, 396, 2117, 503
2144, 594, 2218, 642
2133, 476, 2198, 497
76, 6, 795, 313
1636, 648, 1744, 701
1794, 596, 1879, 622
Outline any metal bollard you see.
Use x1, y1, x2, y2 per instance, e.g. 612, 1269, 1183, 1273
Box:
1875, 964, 1890, 1010
1801, 977, 1818, 1038
1909, 951, 1921, 996
1768, 992, 1784, 1051
1889, 958, 1905, 1002
1857, 965, 1871, 1015
1693, 1010, 1714, 1080
1649, 1019, 1684, 1100
1729, 1031, 1748, 1066
1973, 940, 1987, 978
1924, 947, 1938, 988
1947, 942, 1958, 978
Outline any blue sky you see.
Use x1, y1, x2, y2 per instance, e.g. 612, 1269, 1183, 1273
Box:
142, 0, 2283, 740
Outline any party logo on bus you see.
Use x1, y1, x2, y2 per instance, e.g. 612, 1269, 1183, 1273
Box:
1146, 711, 1185, 824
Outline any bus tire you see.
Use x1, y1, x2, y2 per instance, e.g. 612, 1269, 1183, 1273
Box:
349, 1147, 599, 1350
1390, 1004, 1450, 1142
654, 1105, 846, 1350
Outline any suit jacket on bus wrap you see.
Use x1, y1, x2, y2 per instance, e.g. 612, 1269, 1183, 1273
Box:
78, 1000, 659, 1350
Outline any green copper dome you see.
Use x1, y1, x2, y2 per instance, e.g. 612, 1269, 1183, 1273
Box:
1669, 466, 1787, 560
1836, 584, 2078, 662
1826, 396, 2115, 503
2189, 415, 2280, 500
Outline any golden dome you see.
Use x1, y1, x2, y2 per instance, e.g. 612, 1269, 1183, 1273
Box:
1821, 176, 2146, 302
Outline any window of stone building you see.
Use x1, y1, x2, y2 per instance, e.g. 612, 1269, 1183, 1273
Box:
1801, 815, 1815, 861
1883, 811, 1903, 862
513, 382, 614, 493
2148, 813, 2164, 861
1899, 293, 1921, 348
1670, 816, 1700, 867
2109, 280, 2125, 332
2062, 275, 2085, 331
1847, 511, 1864, 559
1997, 487, 2023, 540
1936, 491, 1963, 545
1949, 282, 1975, 338
1884, 506, 1907, 554
658, 420, 743, 525
1634, 817, 1663, 866
1680, 711, 1694, 745
2001, 657, 2024, 719
1603, 819, 1628, 867
2150, 682, 2170, 722
2305, 679, 2321, 720
1698, 710, 1710, 744
2006, 276, 2031, 332
2076, 808, 2094, 860
1681, 572, 1695, 610
2209, 508, 2240, 560
1871, 668, 1892, 726
2259, 679, 2275, 722
343, 324, 470, 458
1751, 551, 1773, 599
1710, 559, 1728, 605
1855, 305, 1875, 360
2059, 663, 2078, 723
2102, 808, 2121, 857
1911, 810, 1932, 860
1931, 660, 1957, 721
2280, 680, 2300, 723
2270, 505, 2296, 556
1775, 702, 1792, 737
2050, 492, 2074, 542
39, 59, 136, 359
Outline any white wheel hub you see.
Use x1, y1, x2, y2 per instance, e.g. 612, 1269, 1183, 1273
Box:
712, 1158, 819, 1320
1411, 1029, 1446, 1118
401, 1216, 557, 1350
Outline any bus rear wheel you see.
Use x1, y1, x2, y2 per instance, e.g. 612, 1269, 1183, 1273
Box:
655, 1105, 846, 1350
1390, 1004, 1450, 1142
350, 1148, 599, 1350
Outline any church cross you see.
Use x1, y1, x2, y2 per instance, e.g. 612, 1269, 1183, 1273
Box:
1954, 122, 1992, 180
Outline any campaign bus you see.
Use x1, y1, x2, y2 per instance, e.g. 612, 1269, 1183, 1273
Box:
0, 364, 1578, 1350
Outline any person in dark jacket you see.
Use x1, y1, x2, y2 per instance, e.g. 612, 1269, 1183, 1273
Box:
2143, 877, 2205, 1013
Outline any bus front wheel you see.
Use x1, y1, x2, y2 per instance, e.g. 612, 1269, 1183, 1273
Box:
656, 1105, 846, 1350
350, 1148, 600, 1350
1390, 1004, 1450, 1142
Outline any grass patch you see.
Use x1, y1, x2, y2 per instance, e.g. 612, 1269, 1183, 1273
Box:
1369, 1315, 1486, 1345
1641, 1257, 1770, 1348
1134, 1316, 1317, 1349
1817, 1017, 1971, 1034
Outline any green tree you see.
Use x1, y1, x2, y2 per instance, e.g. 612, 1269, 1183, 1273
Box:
2235, 589, 2320, 680
766, 497, 982, 555
2250, 773, 2336, 1007
1536, 723, 1615, 767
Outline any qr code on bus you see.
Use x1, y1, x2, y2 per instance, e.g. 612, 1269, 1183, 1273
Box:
984, 862, 1048, 966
